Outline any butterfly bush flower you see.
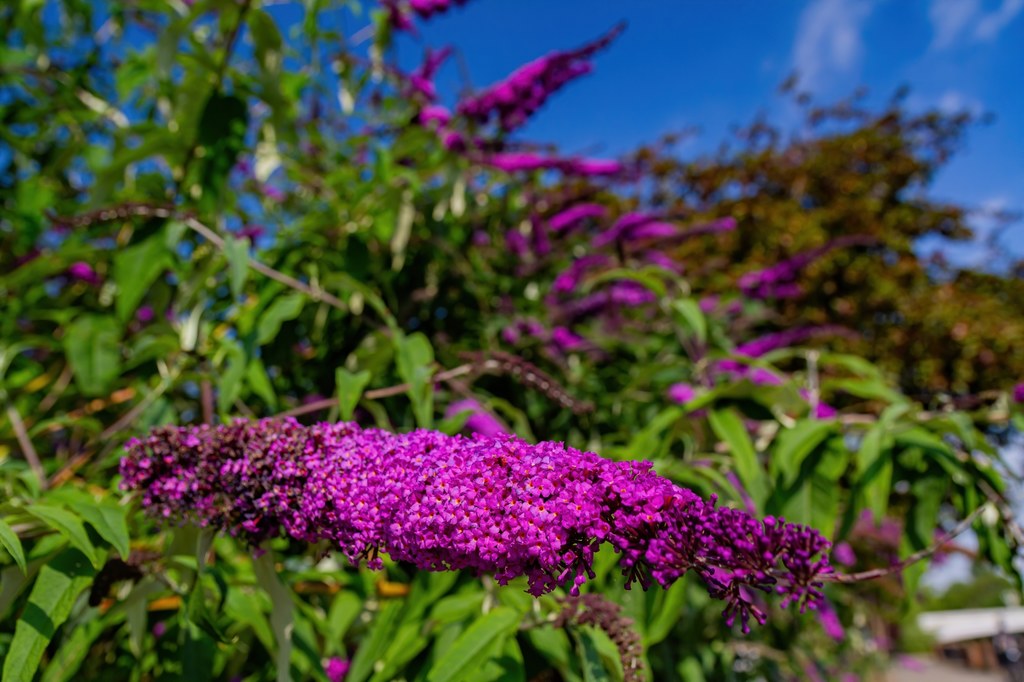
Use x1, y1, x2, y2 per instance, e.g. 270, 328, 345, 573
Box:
592, 212, 673, 248
1013, 383, 1024, 403
445, 399, 507, 437
121, 419, 832, 631
483, 151, 623, 177
409, 48, 452, 100
324, 657, 350, 682
457, 25, 623, 131
67, 261, 101, 285
666, 383, 697, 405
548, 204, 607, 233
552, 255, 611, 294
738, 235, 876, 299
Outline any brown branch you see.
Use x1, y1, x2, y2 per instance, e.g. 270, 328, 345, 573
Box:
49, 204, 349, 311
5, 404, 47, 489
276, 364, 474, 418
824, 504, 988, 584
457, 350, 593, 414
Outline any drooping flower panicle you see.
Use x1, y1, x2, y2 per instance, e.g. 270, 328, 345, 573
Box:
457, 24, 624, 131
121, 419, 832, 630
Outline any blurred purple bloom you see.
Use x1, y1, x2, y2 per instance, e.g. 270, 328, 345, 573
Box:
832, 542, 856, 566
67, 261, 101, 285
136, 306, 155, 324
548, 203, 607, 233
698, 296, 719, 313
738, 235, 876, 298
152, 621, 167, 638
483, 152, 622, 177
666, 383, 697, 404
237, 224, 265, 241
409, 48, 452, 100
799, 389, 838, 420
643, 251, 683, 274
551, 326, 586, 351
441, 130, 466, 151
552, 255, 610, 294
445, 399, 507, 437
409, 0, 471, 19
260, 185, 286, 202
325, 657, 350, 682
559, 157, 623, 177
816, 598, 845, 641
898, 655, 927, 672
592, 212, 665, 248
1013, 383, 1024, 403
561, 282, 656, 322
813, 402, 837, 419
457, 24, 623, 131
626, 221, 681, 241
735, 325, 851, 358
747, 367, 784, 386
505, 229, 529, 256
418, 104, 452, 127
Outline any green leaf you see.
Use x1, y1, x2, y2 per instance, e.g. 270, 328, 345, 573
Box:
324, 591, 363, 654
708, 408, 767, 507
217, 341, 247, 415
41, 609, 121, 682
63, 315, 122, 396
2, 548, 98, 682
427, 607, 522, 682
584, 266, 668, 298
224, 235, 250, 298
770, 419, 836, 486
336, 368, 372, 421
395, 332, 435, 428
671, 299, 707, 344
826, 378, 906, 405
646, 579, 686, 647
257, 293, 306, 345
253, 552, 295, 682
0, 517, 27, 574
572, 626, 617, 682
114, 232, 171, 321
25, 504, 101, 568
247, 358, 278, 410
65, 501, 130, 561
194, 92, 249, 204
347, 600, 403, 682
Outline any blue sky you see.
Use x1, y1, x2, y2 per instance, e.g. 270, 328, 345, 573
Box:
387, 0, 1024, 267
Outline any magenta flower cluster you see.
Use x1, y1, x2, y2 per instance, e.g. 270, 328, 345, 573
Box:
457, 25, 623, 132
121, 419, 832, 630
738, 235, 876, 300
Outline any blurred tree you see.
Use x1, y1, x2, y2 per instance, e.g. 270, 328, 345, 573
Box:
633, 89, 1024, 396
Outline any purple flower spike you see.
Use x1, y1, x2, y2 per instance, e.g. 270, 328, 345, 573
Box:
549, 204, 607, 233
409, 48, 452, 100
121, 419, 833, 629
457, 24, 624, 131
483, 152, 622, 177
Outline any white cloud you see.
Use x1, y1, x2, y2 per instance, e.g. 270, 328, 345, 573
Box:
792, 0, 875, 92
929, 0, 982, 48
929, 0, 1024, 48
936, 90, 985, 115
974, 0, 1024, 40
